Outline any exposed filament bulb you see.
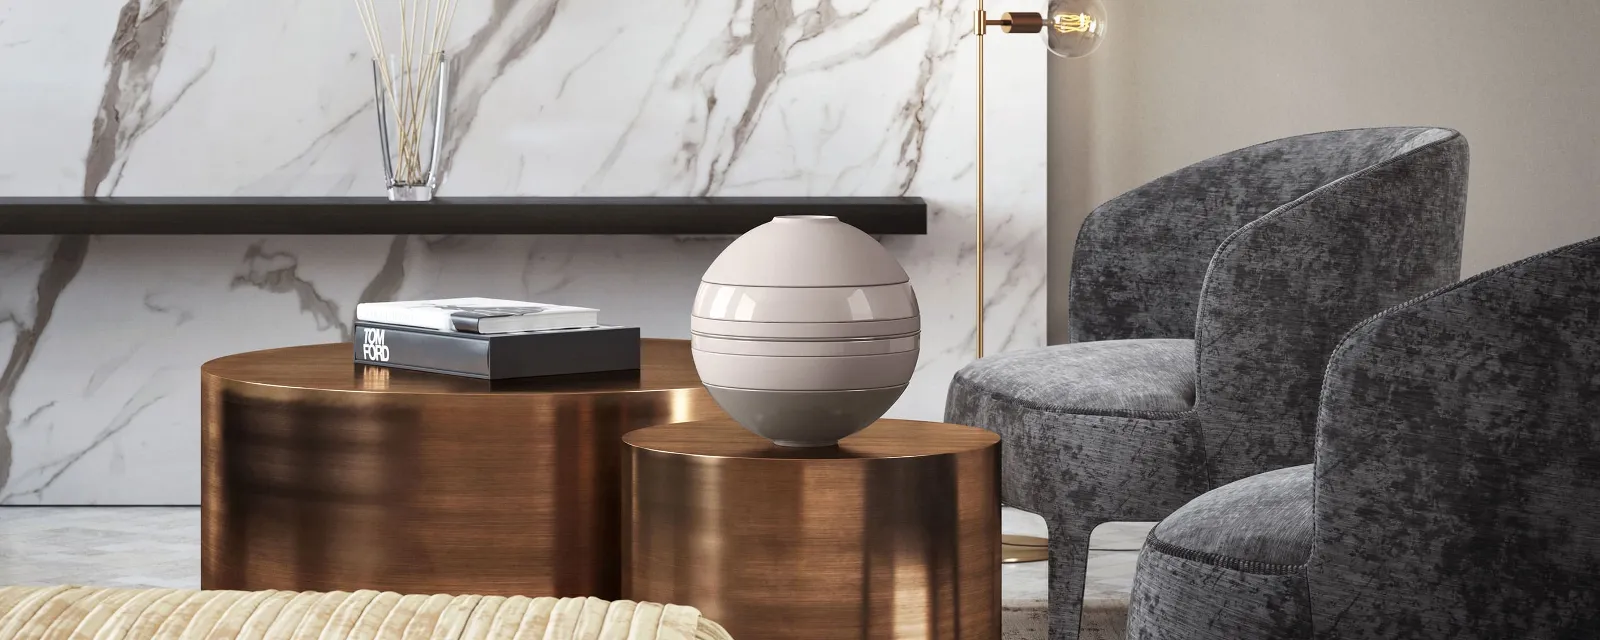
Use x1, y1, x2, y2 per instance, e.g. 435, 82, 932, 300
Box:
1052, 13, 1098, 34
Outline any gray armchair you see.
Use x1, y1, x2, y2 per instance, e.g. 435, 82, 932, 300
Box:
945, 127, 1470, 640
1127, 234, 1600, 639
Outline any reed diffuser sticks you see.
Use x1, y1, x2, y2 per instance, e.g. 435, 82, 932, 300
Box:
355, 0, 459, 189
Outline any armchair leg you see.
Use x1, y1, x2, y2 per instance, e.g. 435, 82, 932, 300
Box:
1045, 514, 1099, 640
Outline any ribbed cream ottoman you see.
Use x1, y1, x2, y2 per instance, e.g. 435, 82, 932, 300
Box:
0, 586, 732, 640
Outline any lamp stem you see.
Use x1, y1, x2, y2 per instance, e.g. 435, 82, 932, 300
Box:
975, 4, 987, 360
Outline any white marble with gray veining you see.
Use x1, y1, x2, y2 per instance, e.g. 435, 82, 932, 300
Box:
0, 507, 200, 590
0, 0, 1045, 503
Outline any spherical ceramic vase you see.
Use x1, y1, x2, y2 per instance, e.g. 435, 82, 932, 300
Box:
691, 215, 920, 447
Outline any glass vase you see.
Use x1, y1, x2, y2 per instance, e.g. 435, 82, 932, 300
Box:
373, 53, 449, 202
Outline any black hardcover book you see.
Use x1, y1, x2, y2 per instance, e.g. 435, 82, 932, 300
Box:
353, 321, 640, 380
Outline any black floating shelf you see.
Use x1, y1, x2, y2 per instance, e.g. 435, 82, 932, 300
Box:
0, 197, 927, 235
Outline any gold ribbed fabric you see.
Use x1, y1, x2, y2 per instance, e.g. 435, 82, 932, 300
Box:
0, 587, 734, 640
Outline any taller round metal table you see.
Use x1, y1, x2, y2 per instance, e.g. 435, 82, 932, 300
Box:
201, 340, 720, 598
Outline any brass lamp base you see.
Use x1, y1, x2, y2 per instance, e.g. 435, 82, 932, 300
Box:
1002, 534, 1049, 564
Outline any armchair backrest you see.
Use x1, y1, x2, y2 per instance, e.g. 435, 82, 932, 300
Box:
1068, 127, 1463, 345
1187, 129, 1469, 484
1310, 236, 1600, 637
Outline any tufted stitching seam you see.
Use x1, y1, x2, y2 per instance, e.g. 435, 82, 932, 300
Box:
1305, 233, 1600, 598
1143, 529, 1309, 577
1316, 233, 1600, 396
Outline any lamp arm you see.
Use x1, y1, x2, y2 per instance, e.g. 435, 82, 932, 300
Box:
974, 10, 1045, 36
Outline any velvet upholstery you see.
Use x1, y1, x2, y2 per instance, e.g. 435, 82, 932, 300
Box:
1132, 526, 1311, 639
1148, 465, 1314, 568
950, 339, 1195, 414
946, 127, 1470, 640
1127, 235, 1600, 639
1127, 466, 1316, 640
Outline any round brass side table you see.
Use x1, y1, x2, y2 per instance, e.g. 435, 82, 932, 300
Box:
201, 340, 721, 599
623, 419, 1001, 640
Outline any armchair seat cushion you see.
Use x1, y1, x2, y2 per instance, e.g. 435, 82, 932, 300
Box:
950, 339, 1196, 415
1128, 465, 1315, 640
1148, 464, 1314, 568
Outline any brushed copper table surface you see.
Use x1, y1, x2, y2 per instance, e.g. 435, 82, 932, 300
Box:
623, 419, 1001, 640
202, 340, 720, 598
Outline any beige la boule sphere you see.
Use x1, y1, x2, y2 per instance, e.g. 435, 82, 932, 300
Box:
690, 216, 920, 447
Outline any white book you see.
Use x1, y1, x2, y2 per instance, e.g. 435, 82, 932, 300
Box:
356, 298, 600, 334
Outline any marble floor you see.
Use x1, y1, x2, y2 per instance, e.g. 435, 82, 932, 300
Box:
0, 507, 1152, 640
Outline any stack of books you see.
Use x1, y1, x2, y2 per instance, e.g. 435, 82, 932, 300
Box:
353, 298, 639, 379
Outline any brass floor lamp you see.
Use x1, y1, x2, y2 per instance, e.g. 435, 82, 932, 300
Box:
975, 0, 1107, 564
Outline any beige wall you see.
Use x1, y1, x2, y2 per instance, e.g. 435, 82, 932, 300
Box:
1047, 0, 1600, 343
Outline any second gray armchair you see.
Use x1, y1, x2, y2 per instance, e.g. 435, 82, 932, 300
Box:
1128, 234, 1600, 639
946, 127, 1470, 640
